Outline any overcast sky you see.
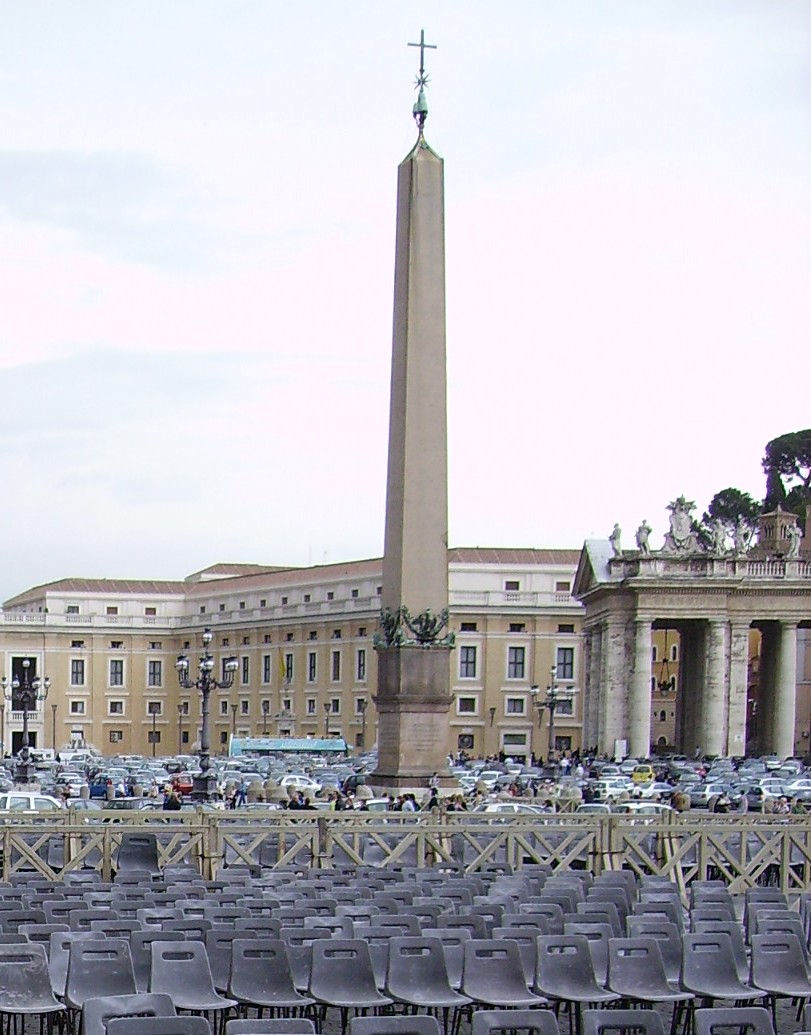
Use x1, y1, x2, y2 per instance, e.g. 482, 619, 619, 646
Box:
0, 1, 808, 602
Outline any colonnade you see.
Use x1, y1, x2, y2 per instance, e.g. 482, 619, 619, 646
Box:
583, 616, 799, 760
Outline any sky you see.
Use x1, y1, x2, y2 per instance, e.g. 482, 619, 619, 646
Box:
0, 1, 809, 601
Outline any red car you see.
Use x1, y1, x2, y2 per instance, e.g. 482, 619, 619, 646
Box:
172, 773, 194, 795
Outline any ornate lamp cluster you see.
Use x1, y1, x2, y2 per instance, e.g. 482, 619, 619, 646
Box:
530, 666, 573, 765
1, 658, 50, 785
175, 629, 237, 802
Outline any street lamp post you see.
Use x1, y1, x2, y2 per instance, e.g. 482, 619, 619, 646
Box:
323, 702, 331, 737
530, 666, 571, 767
51, 703, 57, 753
150, 707, 157, 757
262, 699, 269, 736
357, 698, 368, 750
177, 704, 184, 754
175, 629, 238, 802
2, 659, 50, 785
231, 703, 238, 742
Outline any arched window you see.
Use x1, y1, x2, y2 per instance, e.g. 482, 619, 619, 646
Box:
670, 644, 678, 662
651, 646, 658, 663
650, 676, 656, 693
659, 710, 667, 722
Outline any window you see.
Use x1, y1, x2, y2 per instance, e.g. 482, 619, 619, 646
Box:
457, 697, 477, 714
331, 651, 341, 682
71, 640, 84, 648
327, 592, 334, 601
459, 646, 477, 679
181, 731, 189, 745
351, 589, 359, 599
303, 594, 311, 604
109, 660, 124, 686
555, 581, 571, 593
307, 698, 316, 715
509, 623, 525, 633
260, 599, 266, 608
332, 629, 342, 639
220, 731, 228, 745
358, 627, 366, 637
659, 710, 667, 722
106, 606, 118, 616
70, 660, 85, 687
506, 697, 525, 715
200, 606, 206, 614
376, 586, 382, 595
355, 697, 367, 714
145, 607, 157, 617
220, 701, 229, 716
240, 700, 249, 715
671, 644, 679, 662
308, 652, 317, 682
282, 697, 291, 712
286, 632, 294, 642
555, 697, 574, 717
147, 729, 161, 745
241, 657, 249, 685
179, 701, 189, 715
460, 622, 478, 632
330, 698, 340, 714
108, 701, 124, 716
69, 701, 86, 715
66, 606, 79, 615
309, 631, 317, 640
507, 646, 525, 680
147, 701, 162, 716
239, 601, 245, 610
148, 641, 162, 649
281, 596, 288, 605
651, 646, 658, 663
556, 647, 575, 681
110, 640, 123, 649
147, 660, 162, 687
505, 581, 520, 592
557, 623, 575, 634
284, 654, 293, 682
263, 634, 271, 643
356, 649, 367, 682
222, 638, 229, 647
242, 637, 250, 645
109, 731, 123, 744
262, 655, 271, 685
219, 604, 225, 612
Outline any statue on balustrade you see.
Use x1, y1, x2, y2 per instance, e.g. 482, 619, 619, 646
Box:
662, 496, 700, 553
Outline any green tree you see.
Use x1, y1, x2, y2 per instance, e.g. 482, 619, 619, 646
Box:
763, 429, 811, 524
696, 487, 761, 549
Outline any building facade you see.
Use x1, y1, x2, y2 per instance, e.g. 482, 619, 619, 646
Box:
0, 549, 585, 763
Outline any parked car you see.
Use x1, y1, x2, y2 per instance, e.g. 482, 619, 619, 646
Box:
0, 792, 63, 812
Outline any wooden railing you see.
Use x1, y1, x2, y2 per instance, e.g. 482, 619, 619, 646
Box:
1, 810, 810, 893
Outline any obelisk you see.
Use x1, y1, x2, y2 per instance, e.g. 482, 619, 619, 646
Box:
372, 32, 454, 791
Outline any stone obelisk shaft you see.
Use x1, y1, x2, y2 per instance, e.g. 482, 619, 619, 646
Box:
373, 135, 453, 790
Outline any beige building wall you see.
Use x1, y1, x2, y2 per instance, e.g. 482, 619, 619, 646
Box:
0, 550, 584, 761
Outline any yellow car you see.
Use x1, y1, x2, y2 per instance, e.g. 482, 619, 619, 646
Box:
631, 764, 656, 785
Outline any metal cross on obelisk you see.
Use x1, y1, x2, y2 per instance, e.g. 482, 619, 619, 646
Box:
408, 29, 436, 134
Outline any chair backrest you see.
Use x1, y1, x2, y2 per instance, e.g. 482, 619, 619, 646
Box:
82, 993, 176, 1035
0, 941, 61, 1010
562, 922, 613, 985
607, 937, 671, 998
492, 927, 538, 986
116, 835, 161, 876
421, 928, 470, 989
693, 1007, 775, 1035
310, 938, 383, 1001
751, 932, 810, 986
108, 1018, 212, 1035
228, 938, 302, 1002
576, 902, 622, 938
130, 931, 185, 993
519, 903, 564, 934
386, 936, 457, 998
682, 932, 747, 991
66, 938, 137, 1007
471, 1011, 559, 1035
149, 940, 220, 1000
582, 1009, 665, 1035
49, 931, 102, 997
205, 928, 245, 991
226, 1021, 315, 1035
350, 1017, 441, 1035
624, 918, 682, 983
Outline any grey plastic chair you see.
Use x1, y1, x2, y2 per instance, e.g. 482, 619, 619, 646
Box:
606, 936, 692, 1029
385, 936, 470, 1031
83, 993, 176, 1035
625, 918, 683, 985
535, 934, 618, 1032
750, 932, 811, 1023
131, 930, 186, 993
149, 940, 237, 1024
350, 1017, 441, 1035
0, 941, 67, 1034
681, 932, 761, 1005
563, 922, 613, 986
65, 938, 137, 1011
227, 938, 315, 1016
421, 928, 471, 991
279, 928, 331, 992
461, 938, 546, 1008
693, 1007, 775, 1035
226, 1022, 315, 1035
309, 939, 392, 1035
582, 1009, 665, 1035
471, 1010, 560, 1035
108, 1018, 212, 1035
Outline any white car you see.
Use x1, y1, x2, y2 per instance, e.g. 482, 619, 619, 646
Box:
278, 774, 322, 794
0, 792, 64, 812
472, 802, 547, 815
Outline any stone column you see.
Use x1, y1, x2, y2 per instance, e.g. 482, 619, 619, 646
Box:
774, 621, 798, 758
584, 626, 602, 752
601, 617, 629, 757
727, 622, 750, 757
703, 620, 728, 757
628, 620, 652, 760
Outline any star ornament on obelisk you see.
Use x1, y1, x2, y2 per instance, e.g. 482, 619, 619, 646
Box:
371, 32, 457, 793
